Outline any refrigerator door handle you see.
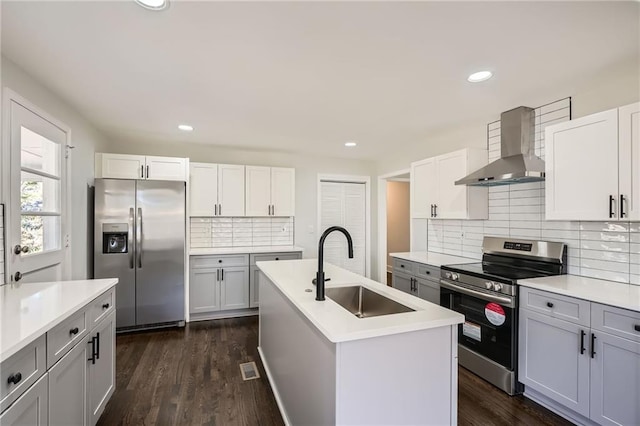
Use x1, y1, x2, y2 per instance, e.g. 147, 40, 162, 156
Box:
137, 207, 143, 268
128, 208, 135, 269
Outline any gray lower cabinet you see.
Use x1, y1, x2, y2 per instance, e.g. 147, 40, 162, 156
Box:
49, 338, 87, 426
220, 267, 250, 310
250, 266, 260, 308
0, 373, 48, 426
248, 252, 302, 308
87, 311, 116, 426
519, 308, 590, 416
519, 287, 640, 426
392, 258, 440, 303
189, 268, 221, 314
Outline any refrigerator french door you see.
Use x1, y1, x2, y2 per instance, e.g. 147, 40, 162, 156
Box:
94, 179, 185, 329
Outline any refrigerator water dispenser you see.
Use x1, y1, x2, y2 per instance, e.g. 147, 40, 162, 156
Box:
102, 223, 128, 254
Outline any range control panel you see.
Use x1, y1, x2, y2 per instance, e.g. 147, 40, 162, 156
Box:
503, 241, 533, 252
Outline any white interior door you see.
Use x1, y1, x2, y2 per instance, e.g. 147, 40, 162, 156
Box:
9, 100, 68, 283
319, 181, 366, 276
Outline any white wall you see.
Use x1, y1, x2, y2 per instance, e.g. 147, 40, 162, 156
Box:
1, 56, 110, 280
377, 56, 640, 176
103, 139, 380, 279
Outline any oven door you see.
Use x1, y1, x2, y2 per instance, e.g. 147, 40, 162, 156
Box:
440, 280, 516, 371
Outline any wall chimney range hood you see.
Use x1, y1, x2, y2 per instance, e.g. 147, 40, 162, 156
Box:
455, 106, 545, 187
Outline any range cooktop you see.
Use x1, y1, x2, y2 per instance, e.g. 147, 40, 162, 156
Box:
441, 262, 558, 284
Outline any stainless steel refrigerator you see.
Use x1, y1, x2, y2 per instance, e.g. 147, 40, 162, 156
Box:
94, 179, 185, 330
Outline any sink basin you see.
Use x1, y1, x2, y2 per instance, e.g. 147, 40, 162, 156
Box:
325, 285, 415, 318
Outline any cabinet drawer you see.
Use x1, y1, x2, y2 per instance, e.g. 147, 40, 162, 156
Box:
591, 303, 640, 343
413, 263, 439, 281
520, 287, 590, 326
393, 259, 415, 274
0, 335, 46, 413
89, 288, 115, 329
250, 252, 301, 265
47, 308, 89, 368
191, 254, 249, 269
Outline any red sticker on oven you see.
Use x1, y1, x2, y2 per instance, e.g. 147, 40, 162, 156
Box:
485, 303, 506, 326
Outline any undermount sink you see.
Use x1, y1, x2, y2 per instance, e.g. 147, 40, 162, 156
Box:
325, 285, 415, 318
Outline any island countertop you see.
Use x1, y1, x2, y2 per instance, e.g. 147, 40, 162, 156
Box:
256, 259, 464, 343
0, 278, 118, 362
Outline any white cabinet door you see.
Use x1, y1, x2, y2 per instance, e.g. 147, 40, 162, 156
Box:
189, 163, 217, 216
220, 267, 249, 310
246, 166, 272, 216
518, 309, 590, 417
545, 109, 619, 220
99, 153, 145, 179
189, 268, 220, 314
218, 164, 245, 216
271, 167, 295, 216
619, 102, 640, 221
0, 373, 48, 426
411, 158, 436, 219
435, 151, 468, 219
590, 332, 640, 426
145, 156, 187, 181
87, 311, 115, 426
49, 339, 87, 426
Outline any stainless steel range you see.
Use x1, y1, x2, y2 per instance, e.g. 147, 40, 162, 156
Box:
440, 236, 567, 395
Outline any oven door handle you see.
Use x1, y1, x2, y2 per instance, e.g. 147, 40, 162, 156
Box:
440, 280, 515, 308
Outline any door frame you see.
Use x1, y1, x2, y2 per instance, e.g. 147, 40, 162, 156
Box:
2, 88, 73, 282
317, 174, 371, 278
377, 168, 410, 285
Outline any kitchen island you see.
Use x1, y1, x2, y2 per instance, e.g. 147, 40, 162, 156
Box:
256, 259, 464, 425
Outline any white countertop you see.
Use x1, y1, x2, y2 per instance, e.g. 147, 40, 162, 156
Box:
190, 245, 304, 256
390, 251, 477, 268
519, 275, 640, 312
0, 278, 118, 362
256, 259, 464, 343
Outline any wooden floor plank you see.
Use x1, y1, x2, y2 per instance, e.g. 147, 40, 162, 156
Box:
98, 317, 571, 426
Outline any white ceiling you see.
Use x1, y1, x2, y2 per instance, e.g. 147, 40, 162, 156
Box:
2, 1, 638, 160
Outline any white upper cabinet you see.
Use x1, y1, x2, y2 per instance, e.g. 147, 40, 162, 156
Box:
545, 102, 639, 221
246, 166, 295, 217
96, 153, 188, 181
411, 148, 488, 220
189, 163, 244, 217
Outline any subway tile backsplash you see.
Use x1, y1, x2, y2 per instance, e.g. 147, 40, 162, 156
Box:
425, 98, 640, 285
190, 217, 294, 248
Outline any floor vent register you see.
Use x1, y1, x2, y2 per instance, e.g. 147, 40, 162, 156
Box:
239, 361, 261, 381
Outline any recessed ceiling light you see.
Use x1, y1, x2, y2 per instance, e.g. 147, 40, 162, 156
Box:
135, 0, 168, 11
467, 71, 493, 83
345, 141, 357, 147
178, 124, 193, 132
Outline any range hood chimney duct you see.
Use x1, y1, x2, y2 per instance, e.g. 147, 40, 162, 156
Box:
455, 106, 545, 187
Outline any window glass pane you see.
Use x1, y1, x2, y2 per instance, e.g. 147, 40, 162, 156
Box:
21, 171, 60, 213
21, 126, 60, 177
21, 215, 61, 254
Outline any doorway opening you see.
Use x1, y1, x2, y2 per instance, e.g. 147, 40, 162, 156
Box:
377, 169, 410, 285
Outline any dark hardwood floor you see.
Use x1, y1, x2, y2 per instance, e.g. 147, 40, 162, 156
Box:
98, 317, 572, 426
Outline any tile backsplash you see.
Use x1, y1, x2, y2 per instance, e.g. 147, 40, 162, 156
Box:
425, 98, 640, 285
190, 217, 294, 248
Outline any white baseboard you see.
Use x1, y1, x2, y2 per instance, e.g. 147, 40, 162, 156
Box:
257, 346, 291, 426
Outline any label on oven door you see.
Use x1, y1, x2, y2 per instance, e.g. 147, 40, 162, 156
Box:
462, 322, 481, 341
485, 302, 506, 326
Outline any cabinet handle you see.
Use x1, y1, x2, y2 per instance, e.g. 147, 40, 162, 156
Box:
141, 165, 144, 179
275, 257, 279, 260
7, 372, 22, 385
434, 204, 438, 218
215, 204, 218, 216
88, 337, 97, 364
96, 332, 100, 360
620, 194, 626, 218
546, 302, 554, 308
609, 195, 615, 218
70, 327, 80, 335
580, 330, 586, 355
426, 270, 430, 275
590, 333, 596, 358
219, 204, 222, 215
102, 303, 110, 309
146, 165, 150, 179
221, 269, 224, 281
634, 324, 640, 332
430, 204, 434, 217
400, 264, 405, 268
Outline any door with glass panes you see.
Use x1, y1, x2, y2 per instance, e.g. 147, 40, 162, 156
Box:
8, 99, 68, 283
